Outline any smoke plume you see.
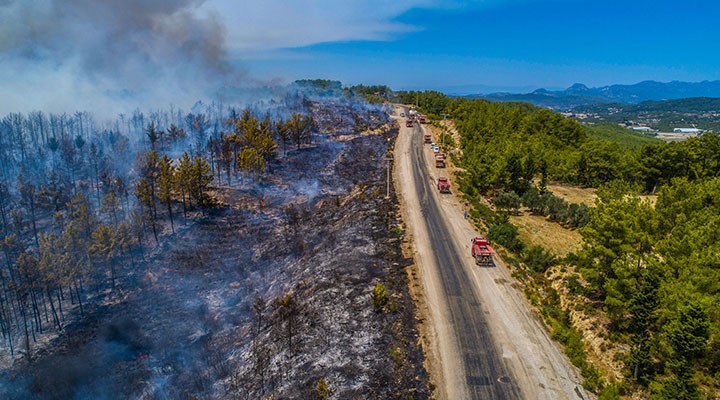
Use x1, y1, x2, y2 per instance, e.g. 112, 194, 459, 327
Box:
0, 0, 248, 114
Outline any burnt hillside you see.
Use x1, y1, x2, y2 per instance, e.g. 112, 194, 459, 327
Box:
0, 104, 430, 399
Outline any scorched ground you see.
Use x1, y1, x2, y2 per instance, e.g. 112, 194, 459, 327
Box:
0, 104, 430, 399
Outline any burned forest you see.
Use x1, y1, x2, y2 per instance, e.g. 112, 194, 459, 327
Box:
0, 85, 430, 399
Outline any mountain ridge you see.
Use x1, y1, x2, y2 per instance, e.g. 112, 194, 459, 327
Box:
471, 80, 720, 109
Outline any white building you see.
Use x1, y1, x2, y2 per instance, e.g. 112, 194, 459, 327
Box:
673, 127, 702, 134
631, 126, 653, 132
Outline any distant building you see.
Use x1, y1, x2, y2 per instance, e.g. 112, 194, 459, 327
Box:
673, 127, 702, 134
631, 126, 653, 132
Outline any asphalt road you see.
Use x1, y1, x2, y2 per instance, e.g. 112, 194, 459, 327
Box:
407, 121, 521, 399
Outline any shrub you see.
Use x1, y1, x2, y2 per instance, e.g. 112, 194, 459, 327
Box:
506, 257, 521, 269
522, 187, 543, 213
493, 190, 522, 214
316, 377, 332, 398
371, 283, 389, 311
597, 384, 621, 400
523, 245, 556, 273
546, 195, 568, 221
473, 200, 500, 223
581, 363, 604, 393
521, 186, 589, 228
488, 223, 525, 253
390, 347, 405, 368
567, 274, 585, 296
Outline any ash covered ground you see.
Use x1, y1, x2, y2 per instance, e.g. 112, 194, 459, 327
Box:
1, 111, 430, 399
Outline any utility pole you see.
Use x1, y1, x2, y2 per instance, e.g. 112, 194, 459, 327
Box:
386, 139, 392, 198
441, 113, 450, 148
386, 156, 392, 198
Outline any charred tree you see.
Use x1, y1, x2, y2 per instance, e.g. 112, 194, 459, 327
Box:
17, 173, 39, 247
157, 155, 176, 233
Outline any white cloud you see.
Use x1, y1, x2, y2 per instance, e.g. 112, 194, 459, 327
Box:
0, 0, 493, 113
200, 0, 447, 51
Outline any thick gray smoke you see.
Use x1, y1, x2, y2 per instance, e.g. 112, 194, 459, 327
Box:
0, 0, 248, 114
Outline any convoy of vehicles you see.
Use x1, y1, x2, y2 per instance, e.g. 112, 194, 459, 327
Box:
408, 106, 496, 270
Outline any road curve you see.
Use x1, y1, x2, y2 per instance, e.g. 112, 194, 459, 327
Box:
394, 106, 587, 400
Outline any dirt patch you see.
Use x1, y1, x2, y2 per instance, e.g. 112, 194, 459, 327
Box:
547, 184, 597, 206
510, 212, 583, 257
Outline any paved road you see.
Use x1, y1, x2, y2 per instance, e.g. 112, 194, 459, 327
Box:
395, 107, 587, 400
406, 120, 521, 399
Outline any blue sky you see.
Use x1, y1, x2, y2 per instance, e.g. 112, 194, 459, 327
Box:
232, 0, 720, 92
2, 0, 719, 113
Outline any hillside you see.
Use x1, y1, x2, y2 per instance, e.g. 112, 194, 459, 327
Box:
400, 90, 720, 399
584, 123, 660, 149
0, 88, 430, 399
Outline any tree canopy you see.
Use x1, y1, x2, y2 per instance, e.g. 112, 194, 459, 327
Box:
402, 90, 719, 396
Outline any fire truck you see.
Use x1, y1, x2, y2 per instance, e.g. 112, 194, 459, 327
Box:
437, 177, 451, 193
471, 237, 495, 267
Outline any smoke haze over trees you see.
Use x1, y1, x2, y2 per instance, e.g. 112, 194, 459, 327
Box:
0, 0, 251, 113
0, 81, 422, 398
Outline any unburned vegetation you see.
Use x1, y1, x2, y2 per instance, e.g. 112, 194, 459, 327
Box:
404, 90, 720, 399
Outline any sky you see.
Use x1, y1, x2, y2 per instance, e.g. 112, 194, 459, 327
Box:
1, 0, 719, 113
210, 0, 719, 92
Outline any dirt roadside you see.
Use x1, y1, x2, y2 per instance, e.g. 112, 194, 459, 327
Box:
394, 106, 589, 400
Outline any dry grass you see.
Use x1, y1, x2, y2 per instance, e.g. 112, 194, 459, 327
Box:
546, 184, 596, 206
509, 212, 583, 257
549, 182, 658, 208
656, 132, 692, 142
547, 266, 627, 383
639, 194, 658, 207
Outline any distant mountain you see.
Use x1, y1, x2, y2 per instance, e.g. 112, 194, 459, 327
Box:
440, 84, 552, 95
573, 97, 720, 114
473, 90, 608, 110
590, 80, 720, 102
477, 80, 720, 110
